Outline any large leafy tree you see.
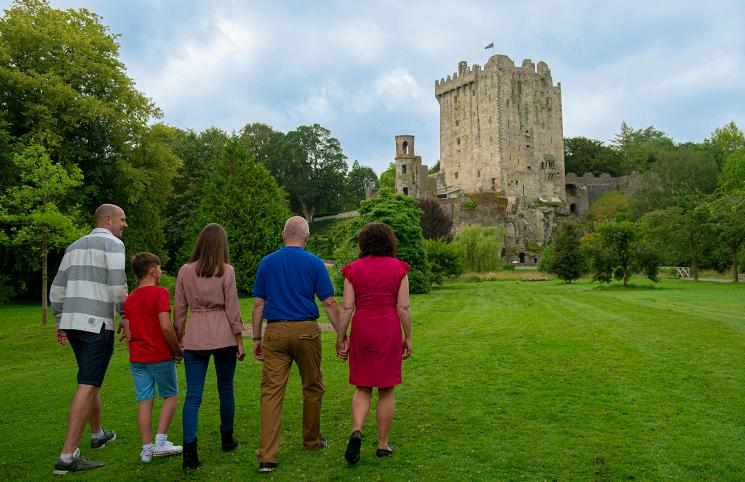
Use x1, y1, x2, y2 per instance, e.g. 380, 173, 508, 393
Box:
260, 124, 348, 221
163, 127, 229, 271
0, 142, 86, 322
706, 194, 745, 282
718, 149, 745, 194
343, 160, 378, 210
611, 122, 673, 173
564, 136, 625, 176
0, 0, 177, 296
185, 137, 290, 293
240, 122, 277, 163
379, 162, 396, 192
588, 220, 659, 287
452, 224, 505, 273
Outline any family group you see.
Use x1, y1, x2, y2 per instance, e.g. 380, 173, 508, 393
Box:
49, 204, 412, 475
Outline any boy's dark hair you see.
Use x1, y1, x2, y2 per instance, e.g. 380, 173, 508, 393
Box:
131, 252, 161, 280
358, 222, 398, 257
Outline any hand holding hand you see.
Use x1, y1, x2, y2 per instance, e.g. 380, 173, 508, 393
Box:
402, 337, 412, 359
336, 335, 349, 361
252, 340, 264, 361
55, 327, 67, 346
237, 343, 246, 361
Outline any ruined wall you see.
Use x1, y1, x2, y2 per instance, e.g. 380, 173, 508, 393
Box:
435, 55, 565, 202
565, 172, 642, 214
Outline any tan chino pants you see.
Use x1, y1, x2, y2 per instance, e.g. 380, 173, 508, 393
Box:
258, 321, 325, 463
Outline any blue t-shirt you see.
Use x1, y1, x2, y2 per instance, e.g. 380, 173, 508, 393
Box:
252, 246, 335, 321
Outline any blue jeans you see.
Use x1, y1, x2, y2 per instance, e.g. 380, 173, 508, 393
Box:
182, 346, 237, 444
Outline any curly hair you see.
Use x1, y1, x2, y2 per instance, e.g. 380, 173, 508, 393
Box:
358, 222, 398, 257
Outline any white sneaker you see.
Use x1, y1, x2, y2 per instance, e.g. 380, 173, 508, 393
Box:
153, 440, 183, 457
140, 449, 153, 463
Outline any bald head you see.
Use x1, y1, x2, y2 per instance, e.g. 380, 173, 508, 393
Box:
95, 204, 127, 238
283, 216, 310, 247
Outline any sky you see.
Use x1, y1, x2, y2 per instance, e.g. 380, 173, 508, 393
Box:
5, 0, 745, 173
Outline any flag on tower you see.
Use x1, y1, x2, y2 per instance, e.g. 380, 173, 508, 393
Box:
484, 42, 494, 49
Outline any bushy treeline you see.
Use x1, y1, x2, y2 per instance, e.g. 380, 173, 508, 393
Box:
0, 0, 377, 300
547, 121, 745, 284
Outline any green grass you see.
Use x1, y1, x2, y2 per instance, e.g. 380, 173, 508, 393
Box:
1, 279, 744, 480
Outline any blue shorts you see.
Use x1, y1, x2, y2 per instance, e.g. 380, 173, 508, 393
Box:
130, 360, 178, 401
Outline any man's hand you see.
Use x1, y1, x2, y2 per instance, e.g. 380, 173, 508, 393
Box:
55, 327, 68, 346
402, 337, 412, 360
252, 340, 264, 361
336, 335, 349, 361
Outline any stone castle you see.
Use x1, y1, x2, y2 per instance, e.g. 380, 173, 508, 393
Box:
393, 54, 637, 264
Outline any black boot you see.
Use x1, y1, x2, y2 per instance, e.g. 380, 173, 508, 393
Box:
221, 428, 238, 452
183, 438, 201, 470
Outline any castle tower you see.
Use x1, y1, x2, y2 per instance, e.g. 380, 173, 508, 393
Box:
394, 135, 427, 197
434, 55, 565, 201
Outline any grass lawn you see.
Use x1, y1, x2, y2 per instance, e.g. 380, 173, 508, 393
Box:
1, 278, 744, 480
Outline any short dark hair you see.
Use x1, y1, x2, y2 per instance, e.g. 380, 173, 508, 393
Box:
358, 222, 398, 257
131, 252, 161, 280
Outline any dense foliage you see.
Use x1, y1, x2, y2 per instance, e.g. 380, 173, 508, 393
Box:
542, 223, 586, 283
418, 197, 454, 241
586, 220, 659, 287
184, 138, 290, 293
332, 193, 431, 294
423, 238, 463, 284
452, 224, 505, 273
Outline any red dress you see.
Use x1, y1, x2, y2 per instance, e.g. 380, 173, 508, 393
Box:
340, 256, 410, 388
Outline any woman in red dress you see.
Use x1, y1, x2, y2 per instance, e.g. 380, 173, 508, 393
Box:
336, 222, 412, 464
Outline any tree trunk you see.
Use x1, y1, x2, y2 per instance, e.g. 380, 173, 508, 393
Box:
301, 202, 314, 223
623, 271, 629, 288
41, 236, 48, 325
692, 255, 699, 282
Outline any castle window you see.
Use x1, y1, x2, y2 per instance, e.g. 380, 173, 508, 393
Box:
457, 138, 460, 145
527, 166, 532, 171
477, 169, 481, 178
455, 120, 459, 127
403, 187, 409, 195
506, 99, 510, 107
402, 164, 407, 174
540, 162, 545, 170
570, 203, 577, 214
402, 141, 409, 155
454, 172, 458, 179
526, 144, 530, 149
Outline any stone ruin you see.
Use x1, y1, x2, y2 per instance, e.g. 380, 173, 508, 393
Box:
392, 54, 639, 265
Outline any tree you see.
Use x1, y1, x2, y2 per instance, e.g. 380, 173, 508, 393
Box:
424, 238, 463, 284
641, 193, 712, 280
163, 127, 229, 271
588, 220, 659, 287
544, 222, 586, 282
185, 137, 291, 293
343, 160, 378, 210
707, 194, 745, 282
718, 149, 745, 194
708, 121, 745, 167
0, 0, 174, 298
379, 162, 396, 192
239, 122, 277, 163
260, 124, 348, 220
0, 142, 86, 323
611, 122, 673, 173
564, 136, 624, 176
587, 190, 633, 221
428, 160, 440, 174
332, 193, 431, 294
418, 197, 454, 241
452, 224, 505, 272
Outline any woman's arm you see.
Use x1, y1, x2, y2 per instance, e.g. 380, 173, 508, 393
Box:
173, 269, 187, 341
223, 267, 246, 360
336, 278, 355, 360
397, 275, 412, 359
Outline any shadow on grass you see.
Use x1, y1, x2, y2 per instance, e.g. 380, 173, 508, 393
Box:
591, 283, 663, 291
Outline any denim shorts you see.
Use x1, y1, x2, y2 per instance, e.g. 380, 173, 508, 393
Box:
67, 326, 114, 387
130, 360, 178, 401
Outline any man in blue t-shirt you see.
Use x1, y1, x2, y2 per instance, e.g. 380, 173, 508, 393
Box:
251, 216, 341, 473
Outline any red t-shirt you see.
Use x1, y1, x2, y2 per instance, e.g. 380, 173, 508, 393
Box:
123, 286, 174, 363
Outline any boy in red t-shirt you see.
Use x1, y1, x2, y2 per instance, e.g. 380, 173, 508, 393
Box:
123, 252, 184, 462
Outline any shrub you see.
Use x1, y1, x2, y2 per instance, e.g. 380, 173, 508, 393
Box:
424, 238, 463, 284
418, 197, 454, 241
453, 224, 505, 272
543, 222, 586, 283
463, 198, 477, 209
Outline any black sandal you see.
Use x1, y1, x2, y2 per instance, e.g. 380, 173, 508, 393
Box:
375, 445, 394, 457
345, 430, 362, 464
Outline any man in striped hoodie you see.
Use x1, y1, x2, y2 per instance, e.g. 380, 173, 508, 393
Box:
51, 204, 129, 475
